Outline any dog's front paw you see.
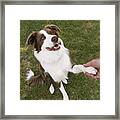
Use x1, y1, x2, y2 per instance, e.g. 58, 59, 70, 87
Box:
71, 65, 85, 73
26, 69, 34, 81
85, 67, 97, 75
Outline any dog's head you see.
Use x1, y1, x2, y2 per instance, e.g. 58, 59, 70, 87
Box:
26, 24, 63, 53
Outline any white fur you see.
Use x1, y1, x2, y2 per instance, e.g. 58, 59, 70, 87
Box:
70, 65, 97, 74
85, 66, 97, 74
49, 84, 55, 94
70, 65, 86, 73
59, 82, 69, 100
34, 48, 72, 83
26, 69, 34, 81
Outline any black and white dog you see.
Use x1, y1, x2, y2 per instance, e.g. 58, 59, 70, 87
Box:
26, 24, 97, 100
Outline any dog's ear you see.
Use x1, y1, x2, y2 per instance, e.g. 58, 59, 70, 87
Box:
26, 31, 37, 46
44, 24, 61, 36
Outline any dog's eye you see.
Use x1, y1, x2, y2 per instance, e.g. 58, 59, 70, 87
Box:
40, 34, 46, 41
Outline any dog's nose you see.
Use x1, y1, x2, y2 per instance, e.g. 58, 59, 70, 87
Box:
51, 36, 58, 43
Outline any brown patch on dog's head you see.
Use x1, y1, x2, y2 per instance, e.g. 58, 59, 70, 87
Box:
26, 31, 46, 53
44, 24, 61, 37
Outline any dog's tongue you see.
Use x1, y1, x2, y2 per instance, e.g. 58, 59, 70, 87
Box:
46, 44, 60, 51
46, 47, 52, 51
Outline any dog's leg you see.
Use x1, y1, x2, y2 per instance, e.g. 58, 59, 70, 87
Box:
44, 72, 55, 94
69, 65, 97, 74
59, 82, 69, 100
26, 68, 46, 86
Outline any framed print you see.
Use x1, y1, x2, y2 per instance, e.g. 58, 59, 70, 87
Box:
0, 0, 120, 119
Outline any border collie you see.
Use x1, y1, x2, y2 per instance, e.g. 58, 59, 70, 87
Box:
26, 24, 97, 100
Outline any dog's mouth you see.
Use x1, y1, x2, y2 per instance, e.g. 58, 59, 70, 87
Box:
46, 43, 61, 51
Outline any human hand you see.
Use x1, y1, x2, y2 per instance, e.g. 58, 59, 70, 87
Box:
83, 58, 100, 79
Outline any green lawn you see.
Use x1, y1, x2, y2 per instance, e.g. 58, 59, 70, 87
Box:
20, 20, 100, 100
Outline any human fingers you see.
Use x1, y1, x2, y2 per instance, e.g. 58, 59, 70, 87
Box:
85, 72, 95, 78
84, 59, 100, 69
85, 71, 100, 80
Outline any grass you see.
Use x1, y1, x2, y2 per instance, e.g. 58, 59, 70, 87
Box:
20, 20, 100, 100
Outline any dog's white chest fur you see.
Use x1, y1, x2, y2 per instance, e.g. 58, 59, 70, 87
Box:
34, 47, 72, 83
